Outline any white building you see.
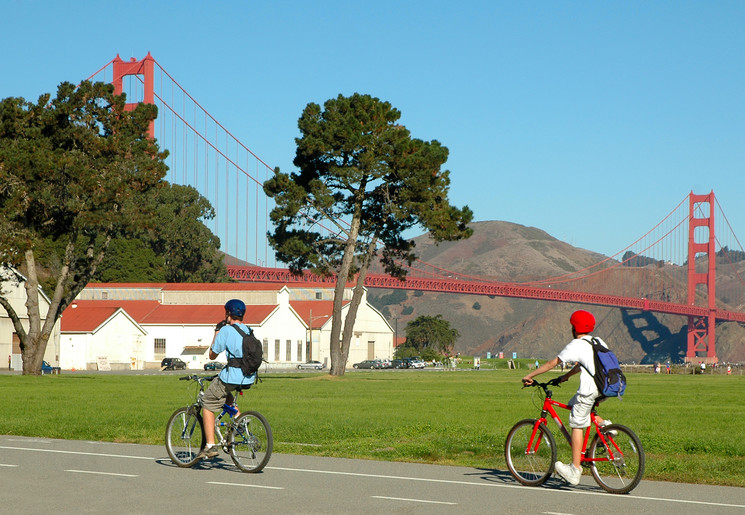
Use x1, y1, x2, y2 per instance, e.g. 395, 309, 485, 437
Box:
61, 282, 393, 370
0, 267, 61, 371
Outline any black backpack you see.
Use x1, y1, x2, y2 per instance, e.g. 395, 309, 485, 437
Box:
581, 337, 627, 399
226, 325, 264, 377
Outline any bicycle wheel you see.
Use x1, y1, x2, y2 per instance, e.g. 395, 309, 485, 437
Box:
229, 411, 273, 473
165, 406, 205, 467
505, 419, 556, 486
588, 424, 645, 494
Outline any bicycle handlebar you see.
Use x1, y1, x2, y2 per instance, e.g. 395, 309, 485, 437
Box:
522, 377, 563, 389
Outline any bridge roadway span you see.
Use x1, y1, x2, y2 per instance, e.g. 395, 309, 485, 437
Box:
2, 435, 743, 514
227, 266, 745, 324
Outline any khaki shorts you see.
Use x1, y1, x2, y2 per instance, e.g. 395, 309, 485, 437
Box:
568, 391, 600, 428
202, 378, 240, 413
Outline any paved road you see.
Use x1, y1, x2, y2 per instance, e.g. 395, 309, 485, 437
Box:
1, 435, 743, 514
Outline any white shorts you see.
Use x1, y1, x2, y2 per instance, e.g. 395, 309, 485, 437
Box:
568, 391, 600, 428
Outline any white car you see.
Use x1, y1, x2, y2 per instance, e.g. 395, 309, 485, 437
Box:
409, 359, 426, 369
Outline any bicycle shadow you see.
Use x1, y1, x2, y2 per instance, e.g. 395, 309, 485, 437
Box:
468, 468, 599, 493
156, 455, 263, 474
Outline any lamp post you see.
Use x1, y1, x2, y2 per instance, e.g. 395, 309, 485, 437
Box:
307, 309, 329, 362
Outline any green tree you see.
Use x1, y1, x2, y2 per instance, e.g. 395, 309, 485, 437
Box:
264, 93, 472, 376
92, 183, 228, 283
0, 81, 167, 375
404, 314, 459, 354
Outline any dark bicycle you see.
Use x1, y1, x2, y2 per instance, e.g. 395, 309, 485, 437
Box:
165, 374, 273, 473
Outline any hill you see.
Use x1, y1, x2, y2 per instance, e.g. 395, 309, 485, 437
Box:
367, 221, 745, 364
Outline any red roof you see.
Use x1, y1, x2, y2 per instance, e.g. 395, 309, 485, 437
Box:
62, 300, 276, 327
141, 304, 275, 325
290, 300, 341, 328
61, 305, 121, 332
67, 300, 160, 321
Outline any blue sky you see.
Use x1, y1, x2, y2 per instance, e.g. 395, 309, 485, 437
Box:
2, 1, 743, 259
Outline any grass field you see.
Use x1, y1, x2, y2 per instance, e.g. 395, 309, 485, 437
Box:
1, 369, 743, 487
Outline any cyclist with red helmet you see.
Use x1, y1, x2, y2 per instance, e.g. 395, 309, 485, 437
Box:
522, 309, 612, 486
196, 299, 257, 460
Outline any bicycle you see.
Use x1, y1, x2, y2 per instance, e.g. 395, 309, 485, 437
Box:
504, 377, 644, 494
165, 374, 273, 473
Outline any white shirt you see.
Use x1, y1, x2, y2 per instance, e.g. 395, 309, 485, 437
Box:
557, 336, 609, 396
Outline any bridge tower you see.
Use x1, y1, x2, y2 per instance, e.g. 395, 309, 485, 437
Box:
686, 191, 717, 364
111, 53, 155, 139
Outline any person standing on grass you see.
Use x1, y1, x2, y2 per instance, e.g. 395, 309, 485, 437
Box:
196, 299, 256, 461
521, 309, 613, 486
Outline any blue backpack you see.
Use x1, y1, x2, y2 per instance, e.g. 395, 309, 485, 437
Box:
582, 337, 626, 399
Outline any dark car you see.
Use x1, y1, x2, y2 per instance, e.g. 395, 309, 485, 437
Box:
297, 360, 325, 370
391, 359, 411, 369
161, 357, 187, 370
203, 361, 225, 371
41, 360, 61, 374
353, 359, 382, 369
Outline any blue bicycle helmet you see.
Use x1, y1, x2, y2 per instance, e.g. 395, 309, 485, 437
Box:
224, 299, 246, 318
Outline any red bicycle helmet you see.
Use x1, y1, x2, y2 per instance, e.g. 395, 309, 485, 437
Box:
570, 310, 595, 333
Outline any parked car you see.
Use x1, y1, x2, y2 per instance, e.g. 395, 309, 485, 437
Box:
379, 359, 392, 369
41, 360, 61, 374
297, 360, 326, 370
353, 360, 382, 369
203, 361, 224, 371
409, 359, 426, 369
161, 357, 187, 370
391, 359, 410, 369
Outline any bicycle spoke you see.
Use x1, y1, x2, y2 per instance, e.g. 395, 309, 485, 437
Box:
589, 425, 644, 494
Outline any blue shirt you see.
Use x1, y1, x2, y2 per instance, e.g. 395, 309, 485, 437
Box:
212, 322, 256, 386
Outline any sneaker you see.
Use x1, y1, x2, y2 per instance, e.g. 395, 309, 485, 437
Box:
195, 445, 219, 460
554, 461, 581, 485
599, 420, 617, 436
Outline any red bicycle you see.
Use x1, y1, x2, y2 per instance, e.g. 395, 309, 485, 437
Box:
504, 377, 644, 494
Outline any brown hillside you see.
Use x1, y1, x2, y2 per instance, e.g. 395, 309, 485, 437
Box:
368, 221, 745, 364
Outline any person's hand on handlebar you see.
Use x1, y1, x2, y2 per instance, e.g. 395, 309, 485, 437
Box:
522, 376, 535, 386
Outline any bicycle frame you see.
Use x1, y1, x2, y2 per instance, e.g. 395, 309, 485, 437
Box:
531, 387, 622, 466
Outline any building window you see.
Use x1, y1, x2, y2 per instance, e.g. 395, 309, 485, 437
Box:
297, 341, 303, 362
154, 338, 166, 359
262, 339, 268, 361
368, 340, 375, 360
274, 340, 280, 361
102, 291, 108, 300
286, 340, 292, 362
315, 291, 322, 300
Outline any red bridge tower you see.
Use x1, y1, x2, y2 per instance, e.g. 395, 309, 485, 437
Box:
686, 191, 717, 364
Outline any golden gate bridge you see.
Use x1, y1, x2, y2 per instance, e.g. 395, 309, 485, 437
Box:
87, 54, 745, 364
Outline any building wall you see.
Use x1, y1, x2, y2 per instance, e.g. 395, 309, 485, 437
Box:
0, 269, 61, 370
60, 312, 146, 371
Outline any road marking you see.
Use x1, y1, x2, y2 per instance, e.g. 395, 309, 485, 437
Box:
0, 446, 153, 460
66, 469, 138, 477
0, 464, 19, 467
208, 481, 284, 490
267, 466, 745, 509
372, 495, 457, 505
3, 444, 744, 510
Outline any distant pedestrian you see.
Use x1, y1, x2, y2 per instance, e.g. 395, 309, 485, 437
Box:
727, 365, 732, 375
666, 362, 670, 374
700, 362, 706, 374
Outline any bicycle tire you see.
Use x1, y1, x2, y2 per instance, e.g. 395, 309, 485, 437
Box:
229, 411, 273, 473
165, 406, 205, 468
505, 418, 556, 486
588, 424, 645, 494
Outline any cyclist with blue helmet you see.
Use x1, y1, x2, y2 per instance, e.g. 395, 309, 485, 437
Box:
196, 298, 257, 460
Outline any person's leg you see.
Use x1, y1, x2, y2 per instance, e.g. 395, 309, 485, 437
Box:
198, 380, 227, 459
202, 408, 215, 444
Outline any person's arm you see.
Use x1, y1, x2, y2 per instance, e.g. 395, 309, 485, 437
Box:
522, 356, 561, 385
209, 319, 227, 360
